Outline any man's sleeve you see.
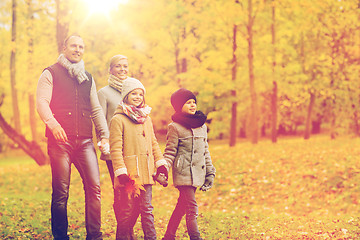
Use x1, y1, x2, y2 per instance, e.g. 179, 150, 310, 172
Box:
36, 70, 60, 130
90, 77, 110, 139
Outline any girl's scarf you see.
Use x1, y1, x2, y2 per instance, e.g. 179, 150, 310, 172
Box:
57, 54, 89, 84
172, 111, 207, 129
108, 75, 125, 93
121, 101, 152, 124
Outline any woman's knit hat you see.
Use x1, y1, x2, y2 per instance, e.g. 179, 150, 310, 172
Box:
121, 77, 146, 99
171, 88, 196, 112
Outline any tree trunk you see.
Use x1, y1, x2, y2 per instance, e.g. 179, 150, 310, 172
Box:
10, 0, 21, 133
304, 92, 315, 139
0, 112, 49, 165
26, 0, 37, 142
329, 36, 337, 139
56, 0, 70, 54
29, 93, 37, 141
270, 0, 277, 143
248, 0, 258, 144
175, 27, 187, 87
229, 24, 237, 147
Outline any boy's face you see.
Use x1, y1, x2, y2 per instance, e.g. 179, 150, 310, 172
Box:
181, 99, 196, 115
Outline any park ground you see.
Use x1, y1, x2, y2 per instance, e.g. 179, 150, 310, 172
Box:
1, 134, 360, 239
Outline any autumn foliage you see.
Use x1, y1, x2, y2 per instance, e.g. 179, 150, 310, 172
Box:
1, 0, 360, 151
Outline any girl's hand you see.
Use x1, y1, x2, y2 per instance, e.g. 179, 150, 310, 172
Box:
155, 165, 168, 180
117, 174, 131, 185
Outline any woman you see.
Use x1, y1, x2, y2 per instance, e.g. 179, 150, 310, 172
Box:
97, 54, 129, 184
97, 55, 130, 237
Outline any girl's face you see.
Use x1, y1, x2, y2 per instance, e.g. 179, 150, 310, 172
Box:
181, 99, 196, 115
126, 88, 144, 107
110, 58, 129, 80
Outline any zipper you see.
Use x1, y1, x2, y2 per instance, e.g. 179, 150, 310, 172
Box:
74, 80, 79, 138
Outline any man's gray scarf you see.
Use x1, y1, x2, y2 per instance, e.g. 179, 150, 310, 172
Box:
57, 54, 89, 84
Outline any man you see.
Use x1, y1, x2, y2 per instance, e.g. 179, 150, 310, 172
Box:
36, 35, 109, 240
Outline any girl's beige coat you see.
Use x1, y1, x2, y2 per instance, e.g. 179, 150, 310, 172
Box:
109, 106, 166, 185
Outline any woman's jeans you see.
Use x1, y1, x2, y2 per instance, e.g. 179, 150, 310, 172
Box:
114, 184, 156, 240
48, 138, 103, 240
164, 186, 201, 240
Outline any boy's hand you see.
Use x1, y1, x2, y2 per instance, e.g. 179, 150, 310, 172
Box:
200, 174, 214, 191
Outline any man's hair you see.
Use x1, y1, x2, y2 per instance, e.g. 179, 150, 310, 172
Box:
63, 34, 82, 47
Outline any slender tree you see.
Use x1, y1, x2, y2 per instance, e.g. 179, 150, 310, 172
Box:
175, 27, 187, 87
247, 0, 259, 144
10, 0, 21, 133
270, 0, 277, 143
230, 24, 238, 147
26, 0, 37, 142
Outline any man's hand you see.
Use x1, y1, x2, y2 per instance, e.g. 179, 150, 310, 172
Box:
52, 125, 68, 143
98, 138, 110, 154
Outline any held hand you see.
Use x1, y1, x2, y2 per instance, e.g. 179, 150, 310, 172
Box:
155, 165, 168, 180
98, 138, 110, 154
52, 125, 68, 143
200, 175, 214, 191
153, 165, 168, 187
117, 174, 131, 185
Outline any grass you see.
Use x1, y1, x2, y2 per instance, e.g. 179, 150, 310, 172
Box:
1, 135, 360, 239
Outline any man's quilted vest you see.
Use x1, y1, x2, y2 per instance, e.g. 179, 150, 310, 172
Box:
45, 63, 93, 140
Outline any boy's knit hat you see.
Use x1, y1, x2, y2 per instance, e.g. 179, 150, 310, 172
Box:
171, 88, 196, 112
121, 77, 146, 99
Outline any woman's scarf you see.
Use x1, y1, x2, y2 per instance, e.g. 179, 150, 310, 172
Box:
57, 54, 89, 84
108, 75, 126, 93
121, 101, 152, 124
172, 111, 207, 129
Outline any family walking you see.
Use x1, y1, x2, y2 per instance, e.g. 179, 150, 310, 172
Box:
36, 35, 216, 240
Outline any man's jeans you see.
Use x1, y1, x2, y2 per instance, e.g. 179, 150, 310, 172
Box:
164, 186, 201, 240
48, 138, 103, 240
114, 184, 156, 240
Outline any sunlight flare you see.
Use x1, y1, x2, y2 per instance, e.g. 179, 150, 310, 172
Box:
86, 0, 129, 15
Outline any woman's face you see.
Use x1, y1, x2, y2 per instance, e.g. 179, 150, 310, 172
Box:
110, 58, 129, 80
126, 88, 144, 107
181, 99, 196, 115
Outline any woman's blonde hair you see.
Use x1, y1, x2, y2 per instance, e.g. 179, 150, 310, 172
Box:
109, 54, 128, 72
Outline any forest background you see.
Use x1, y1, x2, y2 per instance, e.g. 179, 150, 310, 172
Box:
1, 0, 360, 239
0, 0, 359, 154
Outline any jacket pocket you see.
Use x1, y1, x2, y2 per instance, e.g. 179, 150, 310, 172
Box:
174, 155, 184, 172
81, 109, 92, 134
124, 155, 139, 177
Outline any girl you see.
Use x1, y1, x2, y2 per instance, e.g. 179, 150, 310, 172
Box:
110, 78, 167, 240
162, 88, 216, 240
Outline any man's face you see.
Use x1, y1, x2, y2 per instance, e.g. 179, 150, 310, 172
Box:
63, 36, 85, 63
